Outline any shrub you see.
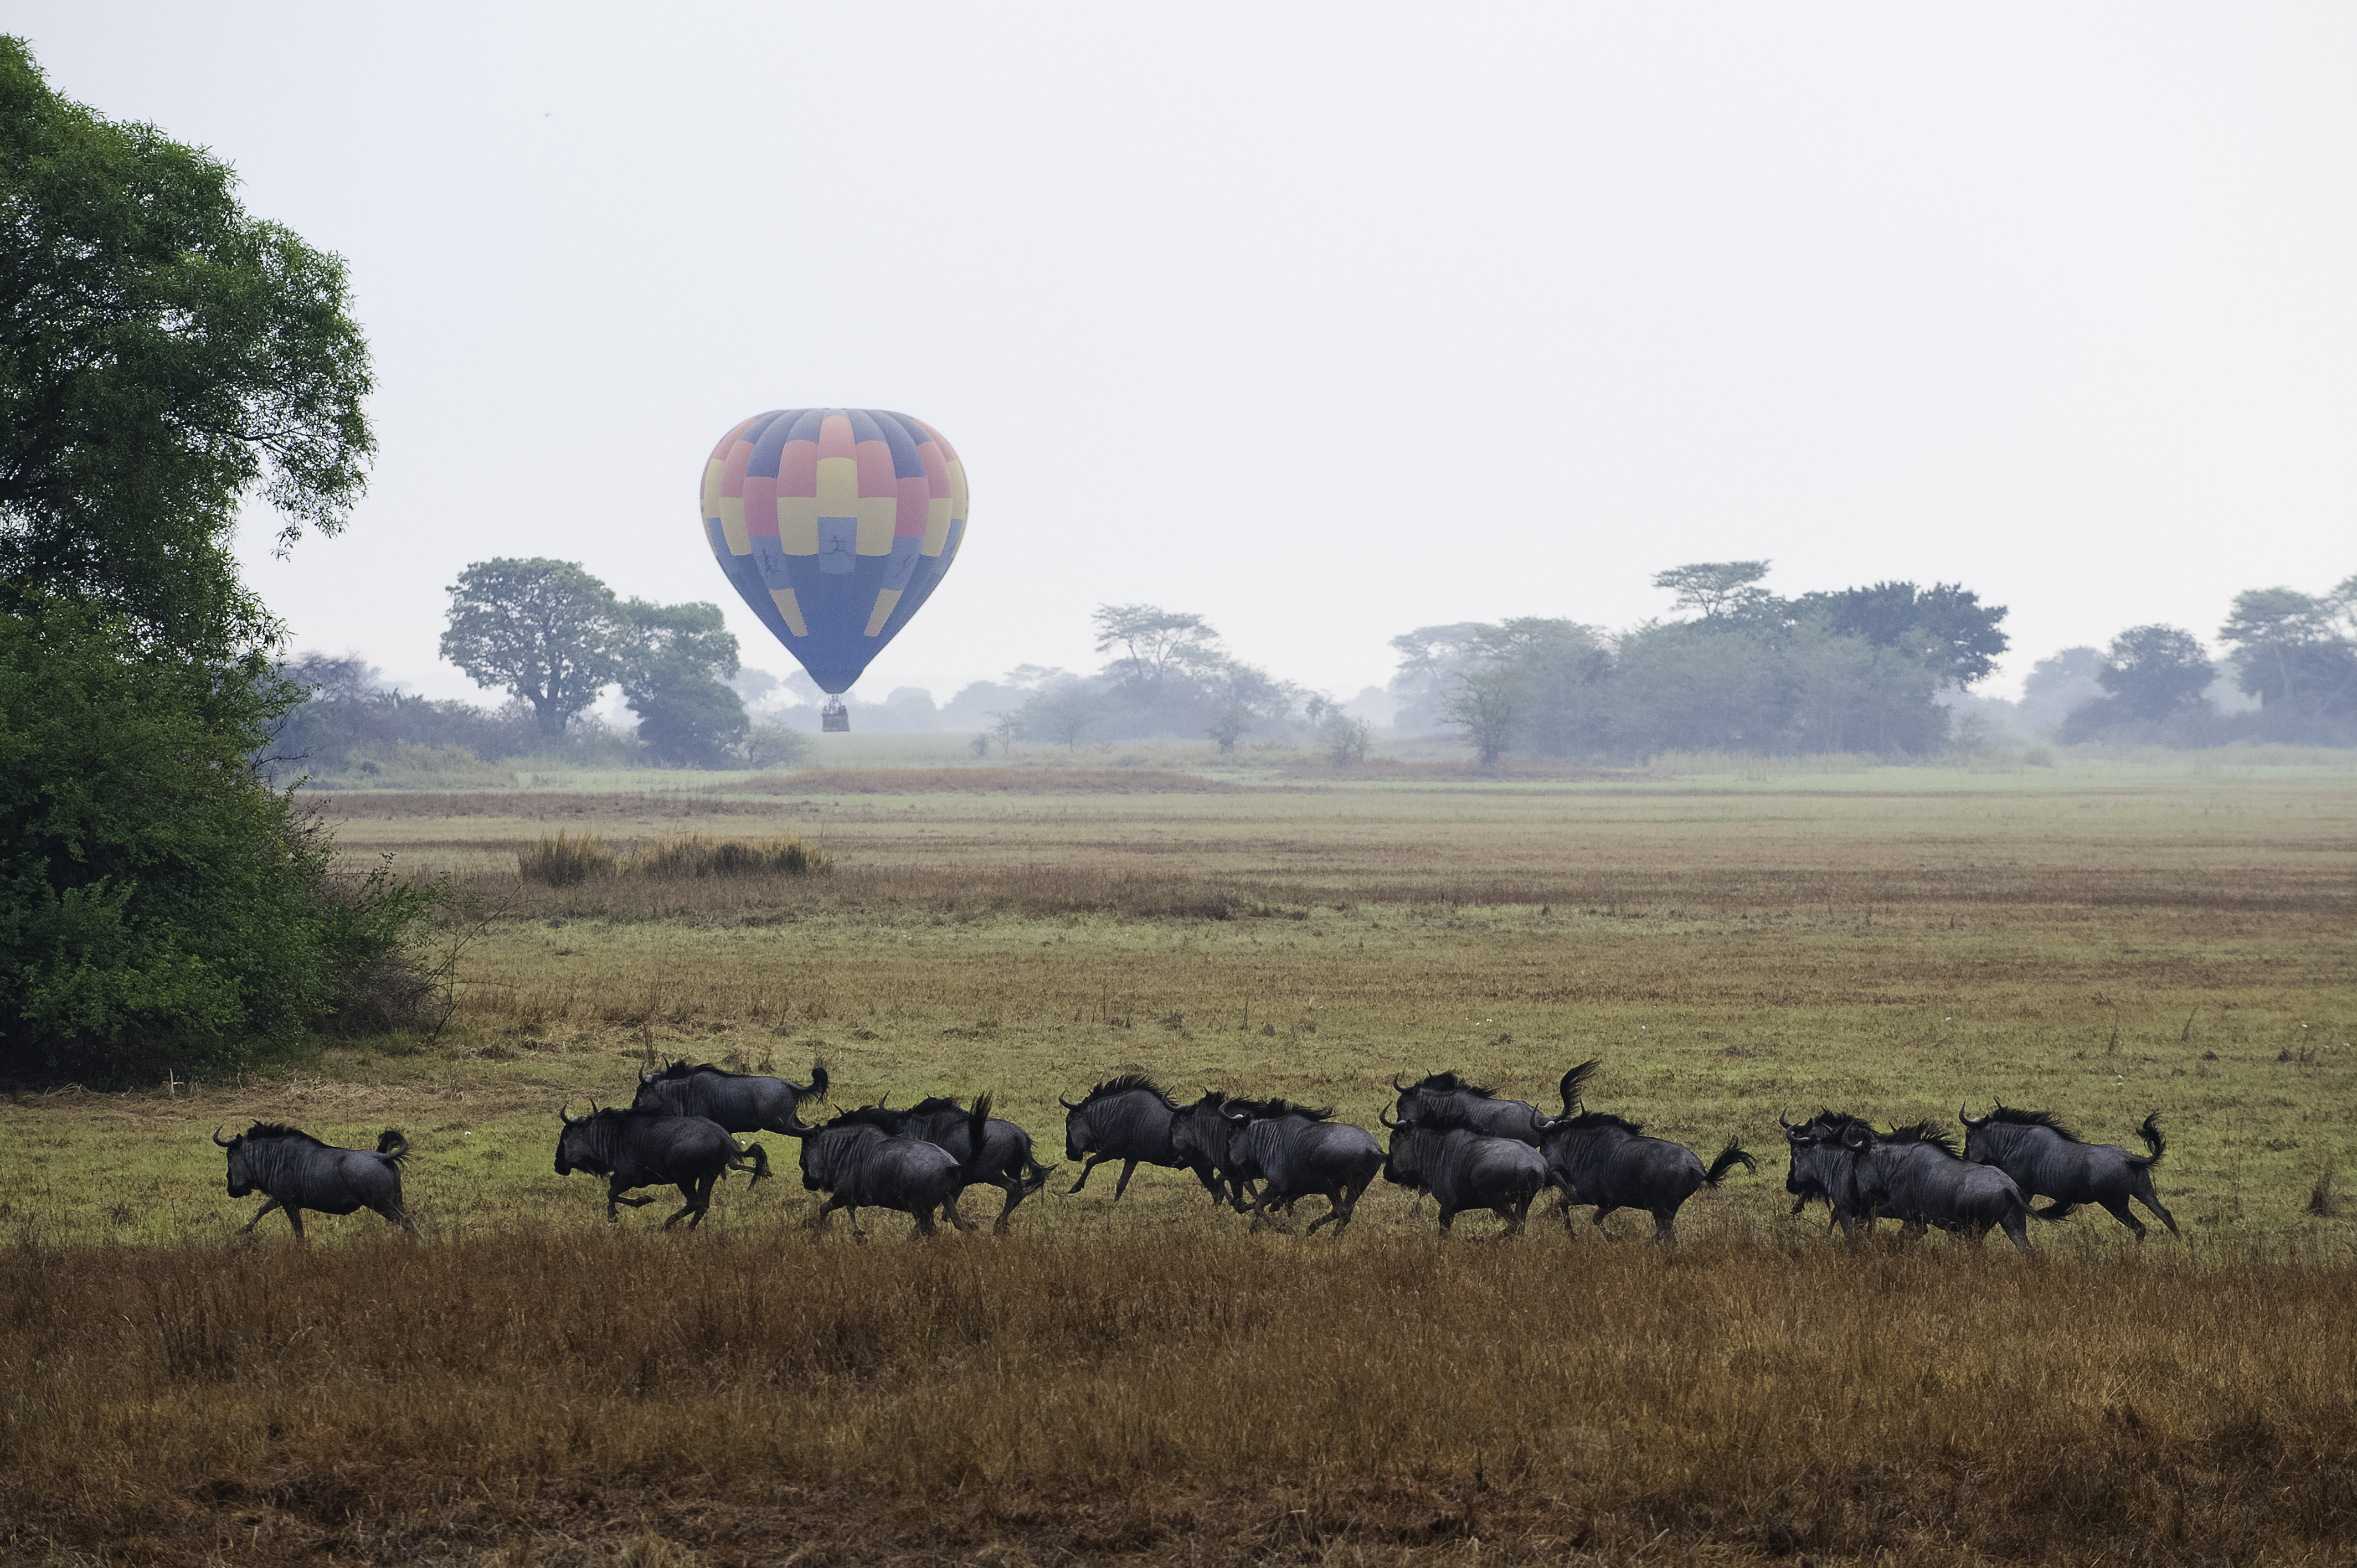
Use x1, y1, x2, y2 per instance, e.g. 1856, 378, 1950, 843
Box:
516, 831, 619, 886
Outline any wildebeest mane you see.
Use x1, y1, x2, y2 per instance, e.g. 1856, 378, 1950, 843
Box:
1405, 1070, 1495, 1097
1883, 1120, 1960, 1157
243, 1122, 327, 1146
1399, 1100, 1502, 1134
1074, 1072, 1176, 1108
1225, 1095, 1335, 1123
827, 1104, 912, 1132
656, 1060, 737, 1080
1984, 1105, 2083, 1142
903, 1095, 964, 1115
1549, 1110, 1644, 1137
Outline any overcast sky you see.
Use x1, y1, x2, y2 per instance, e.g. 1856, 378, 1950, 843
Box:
17, 3, 2355, 706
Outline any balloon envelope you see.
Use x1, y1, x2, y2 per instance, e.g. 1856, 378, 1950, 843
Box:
699, 409, 969, 694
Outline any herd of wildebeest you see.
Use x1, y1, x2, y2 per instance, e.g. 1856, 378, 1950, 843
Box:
207, 1057, 2183, 1250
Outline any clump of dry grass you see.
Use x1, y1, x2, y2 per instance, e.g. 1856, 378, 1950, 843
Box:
517, 828, 621, 886
518, 832, 831, 888
3, 1231, 2353, 1566
626, 832, 831, 879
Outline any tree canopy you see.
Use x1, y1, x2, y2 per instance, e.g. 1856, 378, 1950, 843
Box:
0, 36, 373, 659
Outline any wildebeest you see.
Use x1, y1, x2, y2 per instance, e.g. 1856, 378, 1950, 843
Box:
1058, 1073, 1227, 1203
1533, 1061, 1755, 1242
1379, 1101, 1548, 1235
1388, 1070, 1551, 1143
1213, 1096, 1383, 1236
850, 1095, 1059, 1234
1788, 1116, 2035, 1252
1780, 1109, 1948, 1238
552, 1106, 771, 1228
1169, 1090, 1263, 1211
630, 1058, 828, 1134
789, 1095, 997, 1239
213, 1122, 415, 1239
1960, 1103, 2181, 1242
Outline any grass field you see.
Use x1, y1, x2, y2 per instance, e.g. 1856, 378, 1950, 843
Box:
4, 759, 2355, 1565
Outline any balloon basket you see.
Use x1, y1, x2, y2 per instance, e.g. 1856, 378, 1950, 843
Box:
821, 700, 850, 734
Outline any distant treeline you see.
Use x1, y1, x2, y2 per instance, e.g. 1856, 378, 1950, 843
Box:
267, 561, 2357, 774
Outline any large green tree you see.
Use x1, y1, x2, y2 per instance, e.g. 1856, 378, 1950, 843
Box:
2, 39, 400, 1077
0, 38, 372, 656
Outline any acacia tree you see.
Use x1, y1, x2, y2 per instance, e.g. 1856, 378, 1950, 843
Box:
439, 559, 628, 739
1651, 561, 1774, 622
1441, 663, 1527, 766
1092, 604, 1218, 696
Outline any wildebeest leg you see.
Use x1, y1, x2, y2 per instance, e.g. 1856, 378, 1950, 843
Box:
993, 1176, 1023, 1236
1590, 1205, 1620, 1240
281, 1205, 306, 1240
2002, 1213, 2033, 1253
1305, 1188, 1349, 1235
1111, 1158, 1143, 1200
239, 1196, 284, 1235
666, 1175, 716, 1230
369, 1199, 416, 1235
940, 1187, 979, 1235
910, 1206, 939, 1239
1437, 1203, 1458, 1234
1067, 1152, 1116, 1194
2098, 1198, 2149, 1241
842, 1204, 868, 1242
2134, 1182, 2183, 1240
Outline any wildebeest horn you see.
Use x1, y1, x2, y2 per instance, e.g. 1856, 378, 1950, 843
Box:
639, 1069, 656, 1084
1378, 1107, 1398, 1128
212, 1124, 232, 1147
1058, 1092, 1082, 1111
1778, 1108, 1795, 1132
1391, 1072, 1408, 1093
1959, 1102, 1986, 1128
559, 1103, 582, 1125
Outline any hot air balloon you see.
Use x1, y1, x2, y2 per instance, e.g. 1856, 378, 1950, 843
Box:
699, 409, 969, 731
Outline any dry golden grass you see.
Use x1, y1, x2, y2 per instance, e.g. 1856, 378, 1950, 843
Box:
6, 1229, 2356, 1567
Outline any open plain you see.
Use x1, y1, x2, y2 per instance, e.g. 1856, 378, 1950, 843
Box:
4, 755, 2355, 1566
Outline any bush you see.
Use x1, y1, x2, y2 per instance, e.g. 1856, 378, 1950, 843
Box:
743, 724, 815, 770
1, 606, 439, 1080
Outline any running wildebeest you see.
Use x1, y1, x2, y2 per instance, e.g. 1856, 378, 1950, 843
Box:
1380, 1101, 1549, 1236
213, 1122, 415, 1239
552, 1105, 771, 1228
1388, 1071, 1551, 1143
1794, 1117, 2036, 1252
788, 1095, 997, 1240
1780, 1109, 1949, 1238
630, 1058, 828, 1136
1058, 1073, 1226, 1203
1214, 1096, 1383, 1236
851, 1095, 1059, 1234
1533, 1061, 1755, 1242
1960, 1103, 2181, 1242
1170, 1090, 1263, 1211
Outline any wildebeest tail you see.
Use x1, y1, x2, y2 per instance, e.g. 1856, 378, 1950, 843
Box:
376, 1129, 411, 1166
960, 1095, 997, 1183
733, 1140, 772, 1184
2133, 1111, 2165, 1165
1016, 1139, 1059, 1194
1702, 1139, 1757, 1187
1558, 1058, 1602, 1117
806, 1059, 831, 1103
2032, 1200, 2079, 1222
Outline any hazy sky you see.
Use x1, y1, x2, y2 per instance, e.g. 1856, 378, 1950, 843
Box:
17, 4, 2355, 706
